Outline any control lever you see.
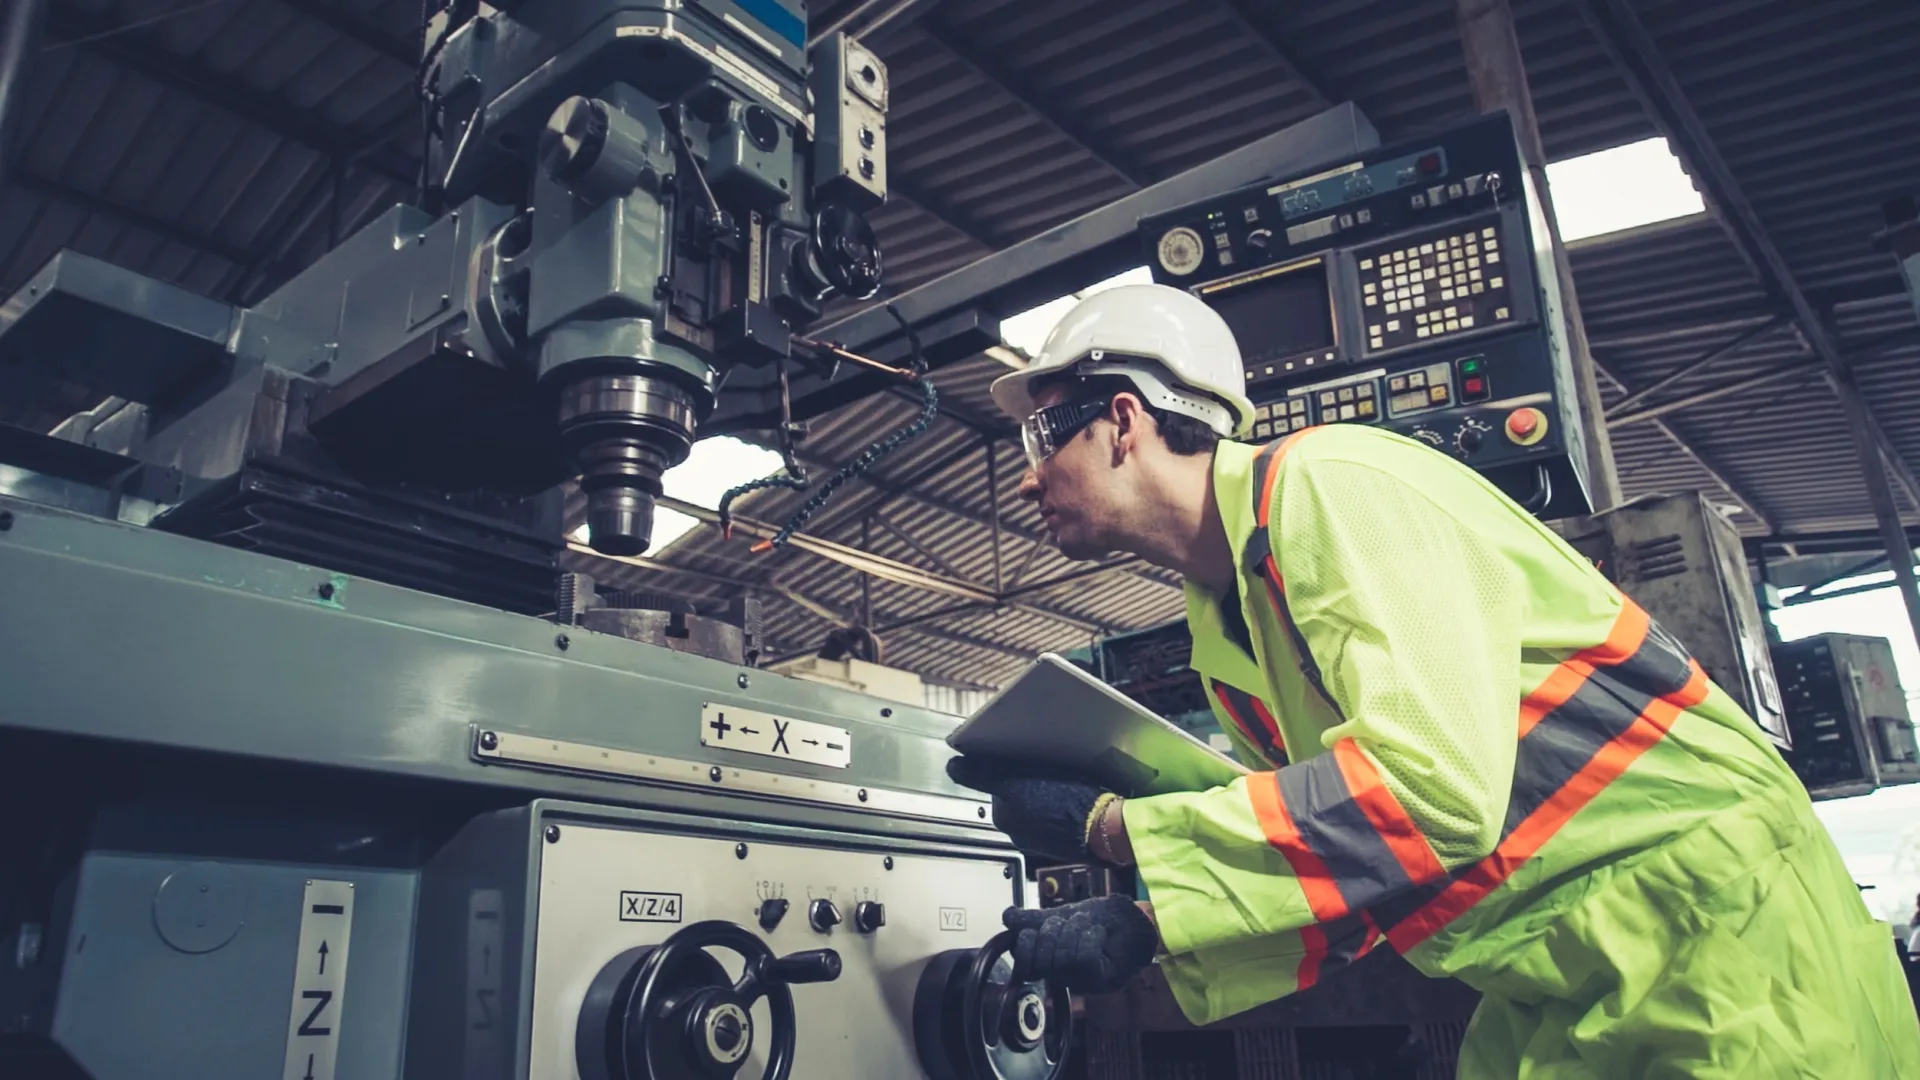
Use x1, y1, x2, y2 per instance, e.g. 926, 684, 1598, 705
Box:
761, 948, 843, 985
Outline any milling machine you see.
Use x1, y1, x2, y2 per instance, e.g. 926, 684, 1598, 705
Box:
0, 3, 1070, 1079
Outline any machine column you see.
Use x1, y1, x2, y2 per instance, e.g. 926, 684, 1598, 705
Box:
1455, 0, 1623, 511
0, 0, 45, 189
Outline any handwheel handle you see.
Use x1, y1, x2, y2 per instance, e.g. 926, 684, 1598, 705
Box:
762, 949, 842, 986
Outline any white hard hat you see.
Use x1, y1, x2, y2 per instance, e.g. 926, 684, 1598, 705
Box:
989, 284, 1255, 438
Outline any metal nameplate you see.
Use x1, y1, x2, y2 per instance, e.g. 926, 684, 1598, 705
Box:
281, 879, 355, 1080
701, 703, 851, 769
472, 729, 992, 827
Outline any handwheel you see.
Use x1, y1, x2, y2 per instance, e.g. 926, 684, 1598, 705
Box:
913, 930, 1073, 1080
577, 920, 841, 1080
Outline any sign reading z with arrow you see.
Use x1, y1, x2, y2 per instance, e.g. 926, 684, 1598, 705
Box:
700, 704, 852, 769
281, 879, 355, 1080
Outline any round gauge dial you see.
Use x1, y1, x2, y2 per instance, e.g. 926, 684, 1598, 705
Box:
1156, 227, 1206, 277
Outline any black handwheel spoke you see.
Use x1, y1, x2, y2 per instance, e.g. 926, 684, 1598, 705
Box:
913, 930, 1074, 1080
577, 920, 803, 1080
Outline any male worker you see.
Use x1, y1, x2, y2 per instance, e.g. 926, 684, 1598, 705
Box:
947, 283, 1920, 1076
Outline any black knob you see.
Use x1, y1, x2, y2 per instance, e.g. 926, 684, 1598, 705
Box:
763, 948, 842, 985
1458, 427, 1484, 455
711, 1009, 745, 1053
1247, 228, 1273, 250
853, 901, 886, 933
807, 898, 842, 932
757, 898, 789, 930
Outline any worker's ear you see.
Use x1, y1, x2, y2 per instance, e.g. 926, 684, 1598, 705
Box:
1108, 392, 1150, 465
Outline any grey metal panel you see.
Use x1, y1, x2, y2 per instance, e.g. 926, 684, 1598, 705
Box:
0, 496, 992, 846
43, 806, 418, 1080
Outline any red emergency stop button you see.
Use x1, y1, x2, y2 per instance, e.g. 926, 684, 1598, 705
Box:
1506, 407, 1547, 446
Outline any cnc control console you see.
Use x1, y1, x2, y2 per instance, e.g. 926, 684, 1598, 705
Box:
1139, 112, 1592, 518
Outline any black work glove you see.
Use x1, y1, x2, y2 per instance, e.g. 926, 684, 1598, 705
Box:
947, 754, 1107, 863
1002, 894, 1158, 993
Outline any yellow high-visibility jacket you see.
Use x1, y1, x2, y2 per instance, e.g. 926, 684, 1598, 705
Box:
1123, 425, 1920, 1076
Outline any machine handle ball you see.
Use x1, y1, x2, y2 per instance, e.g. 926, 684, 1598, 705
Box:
913, 929, 1074, 1080
577, 919, 840, 1080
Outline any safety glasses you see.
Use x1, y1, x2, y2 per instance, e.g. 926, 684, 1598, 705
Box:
1020, 397, 1112, 470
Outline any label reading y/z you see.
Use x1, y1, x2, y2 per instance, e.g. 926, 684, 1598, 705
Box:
620, 891, 683, 923
939, 908, 968, 932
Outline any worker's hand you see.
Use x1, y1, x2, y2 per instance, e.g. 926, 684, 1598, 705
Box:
1002, 895, 1158, 993
947, 754, 1107, 862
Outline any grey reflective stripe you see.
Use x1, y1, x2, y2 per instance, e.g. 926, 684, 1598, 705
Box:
1366, 609, 1699, 940
1278, 753, 1414, 915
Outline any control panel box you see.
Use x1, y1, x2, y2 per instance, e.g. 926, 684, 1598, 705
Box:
1139, 112, 1590, 518
1772, 633, 1920, 800
405, 801, 1029, 1080
1561, 492, 1790, 749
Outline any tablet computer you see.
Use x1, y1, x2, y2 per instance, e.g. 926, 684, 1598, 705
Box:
947, 653, 1249, 797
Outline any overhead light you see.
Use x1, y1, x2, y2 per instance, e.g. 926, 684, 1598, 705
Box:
573, 436, 785, 553
1545, 137, 1706, 243
997, 266, 1156, 358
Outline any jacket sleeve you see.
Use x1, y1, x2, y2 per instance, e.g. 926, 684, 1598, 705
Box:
1124, 444, 1524, 1020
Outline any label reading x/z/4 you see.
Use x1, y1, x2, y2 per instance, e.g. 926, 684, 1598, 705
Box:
620, 891, 683, 923
701, 704, 851, 769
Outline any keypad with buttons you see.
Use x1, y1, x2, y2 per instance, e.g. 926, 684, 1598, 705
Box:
1251, 379, 1378, 439
1356, 220, 1514, 353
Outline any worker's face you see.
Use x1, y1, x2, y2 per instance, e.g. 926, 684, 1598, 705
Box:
1016, 384, 1139, 560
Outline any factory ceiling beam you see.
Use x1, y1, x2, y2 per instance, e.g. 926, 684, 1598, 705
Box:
1211, 0, 1335, 111
13, 171, 252, 266
1576, 0, 1920, 652
0, 0, 42, 191
564, 544, 1014, 662
887, 177, 998, 251
271, 0, 415, 66
44, 8, 417, 189
1590, 358, 1775, 532
773, 438, 1184, 595
1604, 325, 1920, 430
1600, 316, 1788, 419
921, 17, 1150, 188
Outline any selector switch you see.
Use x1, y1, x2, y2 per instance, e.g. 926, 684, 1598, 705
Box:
757, 898, 789, 930
1246, 228, 1273, 251
808, 898, 842, 933
854, 901, 887, 933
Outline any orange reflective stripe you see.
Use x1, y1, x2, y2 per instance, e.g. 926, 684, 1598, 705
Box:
1253, 427, 1318, 528
1384, 653, 1709, 953
1247, 772, 1351, 923
1246, 697, 1285, 754
1296, 922, 1329, 989
1212, 680, 1286, 765
1517, 601, 1651, 738
1332, 739, 1448, 885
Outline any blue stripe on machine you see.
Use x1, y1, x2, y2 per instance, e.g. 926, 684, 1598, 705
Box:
732, 0, 805, 46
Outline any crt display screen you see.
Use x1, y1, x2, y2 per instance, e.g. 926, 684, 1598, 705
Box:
1203, 259, 1336, 369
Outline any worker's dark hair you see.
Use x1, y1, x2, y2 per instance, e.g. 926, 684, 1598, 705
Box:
1029, 371, 1222, 457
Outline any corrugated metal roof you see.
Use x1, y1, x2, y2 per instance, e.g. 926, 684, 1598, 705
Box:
3, 0, 1917, 688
